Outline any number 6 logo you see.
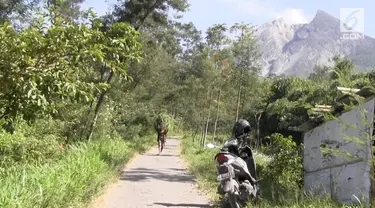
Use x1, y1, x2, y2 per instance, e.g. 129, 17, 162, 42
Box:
340, 8, 364, 33
343, 10, 360, 31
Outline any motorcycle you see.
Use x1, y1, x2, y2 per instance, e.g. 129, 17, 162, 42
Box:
214, 136, 260, 208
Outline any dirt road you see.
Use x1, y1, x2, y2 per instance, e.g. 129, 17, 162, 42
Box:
91, 137, 212, 208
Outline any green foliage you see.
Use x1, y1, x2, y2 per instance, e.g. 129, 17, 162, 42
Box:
0, 131, 63, 169
330, 56, 356, 87
269, 77, 316, 102
0, 2, 150, 206
181, 136, 343, 207
230, 23, 260, 74
114, 0, 189, 29
0, 135, 154, 208
262, 133, 303, 190
156, 112, 171, 129
0, 0, 40, 24
1, 0, 375, 207
181, 136, 219, 198
0, 8, 141, 125
47, 0, 85, 21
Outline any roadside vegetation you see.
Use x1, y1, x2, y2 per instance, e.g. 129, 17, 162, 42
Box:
182, 135, 345, 208
180, 54, 375, 207
0, 129, 154, 208
1, 0, 375, 207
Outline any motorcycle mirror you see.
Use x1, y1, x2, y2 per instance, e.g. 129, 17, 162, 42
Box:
254, 178, 263, 184
224, 138, 238, 146
220, 147, 228, 152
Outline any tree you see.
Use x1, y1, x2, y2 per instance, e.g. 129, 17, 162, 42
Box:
113, 0, 189, 30
205, 24, 229, 141
229, 22, 260, 121
309, 64, 330, 81
85, 0, 189, 140
329, 55, 356, 87
47, 0, 85, 22
177, 22, 202, 61
0, 0, 40, 25
0, 8, 141, 134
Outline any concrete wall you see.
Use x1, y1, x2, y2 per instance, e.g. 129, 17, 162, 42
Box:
303, 98, 374, 205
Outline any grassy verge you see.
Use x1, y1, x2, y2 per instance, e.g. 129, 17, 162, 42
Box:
181, 135, 220, 200
0, 135, 154, 208
181, 135, 344, 208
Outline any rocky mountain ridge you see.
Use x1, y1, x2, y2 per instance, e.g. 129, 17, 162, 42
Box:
255, 10, 375, 77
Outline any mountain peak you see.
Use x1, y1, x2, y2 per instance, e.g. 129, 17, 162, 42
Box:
312, 10, 338, 23
316, 9, 330, 16
309, 9, 339, 30
255, 9, 375, 77
273, 17, 284, 23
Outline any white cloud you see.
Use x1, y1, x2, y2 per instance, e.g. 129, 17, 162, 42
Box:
220, 0, 310, 24
274, 8, 310, 24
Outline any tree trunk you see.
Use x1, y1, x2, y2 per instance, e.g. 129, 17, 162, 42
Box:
86, 71, 114, 141
191, 91, 198, 143
212, 88, 221, 142
235, 85, 242, 122
200, 118, 205, 144
82, 67, 107, 137
202, 89, 212, 147
203, 107, 211, 148
193, 90, 201, 143
200, 94, 206, 144
254, 112, 262, 149
193, 125, 198, 143
240, 85, 246, 118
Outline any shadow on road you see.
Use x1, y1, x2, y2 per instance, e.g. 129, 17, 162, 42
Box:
141, 153, 178, 157
157, 154, 178, 157
153, 202, 212, 207
120, 167, 195, 183
165, 144, 178, 148
168, 168, 187, 171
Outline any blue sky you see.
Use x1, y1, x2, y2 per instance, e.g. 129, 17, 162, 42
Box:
81, 0, 375, 37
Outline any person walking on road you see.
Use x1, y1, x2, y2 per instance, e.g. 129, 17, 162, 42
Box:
154, 113, 169, 154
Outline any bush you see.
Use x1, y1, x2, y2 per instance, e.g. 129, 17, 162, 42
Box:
0, 132, 63, 169
262, 133, 303, 190
0, 135, 154, 208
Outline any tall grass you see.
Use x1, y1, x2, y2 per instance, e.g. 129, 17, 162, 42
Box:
180, 136, 344, 208
0, 135, 154, 208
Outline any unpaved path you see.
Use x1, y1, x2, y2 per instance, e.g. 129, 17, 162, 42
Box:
91, 137, 212, 208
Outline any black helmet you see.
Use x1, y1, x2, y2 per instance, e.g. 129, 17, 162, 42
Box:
232, 119, 251, 138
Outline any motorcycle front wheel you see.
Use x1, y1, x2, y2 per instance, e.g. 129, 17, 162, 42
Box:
228, 193, 241, 208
